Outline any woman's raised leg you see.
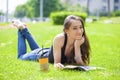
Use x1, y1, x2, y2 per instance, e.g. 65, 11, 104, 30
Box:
21, 28, 40, 50
12, 20, 40, 50
13, 20, 41, 61
18, 30, 26, 58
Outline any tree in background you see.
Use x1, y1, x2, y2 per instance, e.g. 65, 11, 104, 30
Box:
14, 0, 63, 18
14, 4, 33, 18
14, 0, 87, 19
43, 0, 64, 17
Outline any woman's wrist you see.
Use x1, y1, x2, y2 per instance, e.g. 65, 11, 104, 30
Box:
74, 56, 85, 65
74, 56, 82, 61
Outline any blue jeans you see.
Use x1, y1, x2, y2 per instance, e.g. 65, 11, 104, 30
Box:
18, 28, 50, 61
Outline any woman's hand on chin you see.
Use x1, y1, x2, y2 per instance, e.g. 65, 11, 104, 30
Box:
74, 36, 85, 47
54, 63, 64, 69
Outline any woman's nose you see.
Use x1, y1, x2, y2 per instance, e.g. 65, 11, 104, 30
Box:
78, 29, 82, 33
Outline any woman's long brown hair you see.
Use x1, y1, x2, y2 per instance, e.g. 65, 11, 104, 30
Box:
63, 15, 91, 65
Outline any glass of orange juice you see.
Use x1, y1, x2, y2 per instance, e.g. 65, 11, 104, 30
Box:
39, 56, 49, 71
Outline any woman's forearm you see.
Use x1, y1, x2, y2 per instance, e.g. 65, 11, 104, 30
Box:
74, 47, 85, 65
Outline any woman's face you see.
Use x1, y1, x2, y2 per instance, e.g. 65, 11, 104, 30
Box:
66, 20, 84, 40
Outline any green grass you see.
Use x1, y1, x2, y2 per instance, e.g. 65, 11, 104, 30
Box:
0, 20, 120, 80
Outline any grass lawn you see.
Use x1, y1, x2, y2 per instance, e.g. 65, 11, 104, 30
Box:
0, 19, 120, 80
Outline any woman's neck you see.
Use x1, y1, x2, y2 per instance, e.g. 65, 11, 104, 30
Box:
67, 37, 75, 46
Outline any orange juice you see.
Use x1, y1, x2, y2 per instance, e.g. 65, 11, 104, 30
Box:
39, 57, 49, 71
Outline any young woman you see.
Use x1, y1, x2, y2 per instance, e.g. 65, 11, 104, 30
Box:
12, 15, 90, 68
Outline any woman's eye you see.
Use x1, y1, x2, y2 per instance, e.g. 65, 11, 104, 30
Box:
80, 26, 83, 29
73, 28, 77, 30
80, 27, 83, 29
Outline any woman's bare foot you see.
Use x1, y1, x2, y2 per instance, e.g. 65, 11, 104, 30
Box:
12, 20, 26, 30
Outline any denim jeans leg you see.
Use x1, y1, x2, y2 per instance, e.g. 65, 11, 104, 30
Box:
20, 48, 50, 61
18, 28, 41, 61
18, 30, 27, 58
21, 28, 40, 50
20, 48, 41, 61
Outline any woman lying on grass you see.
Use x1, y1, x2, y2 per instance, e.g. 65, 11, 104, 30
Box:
12, 15, 90, 68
